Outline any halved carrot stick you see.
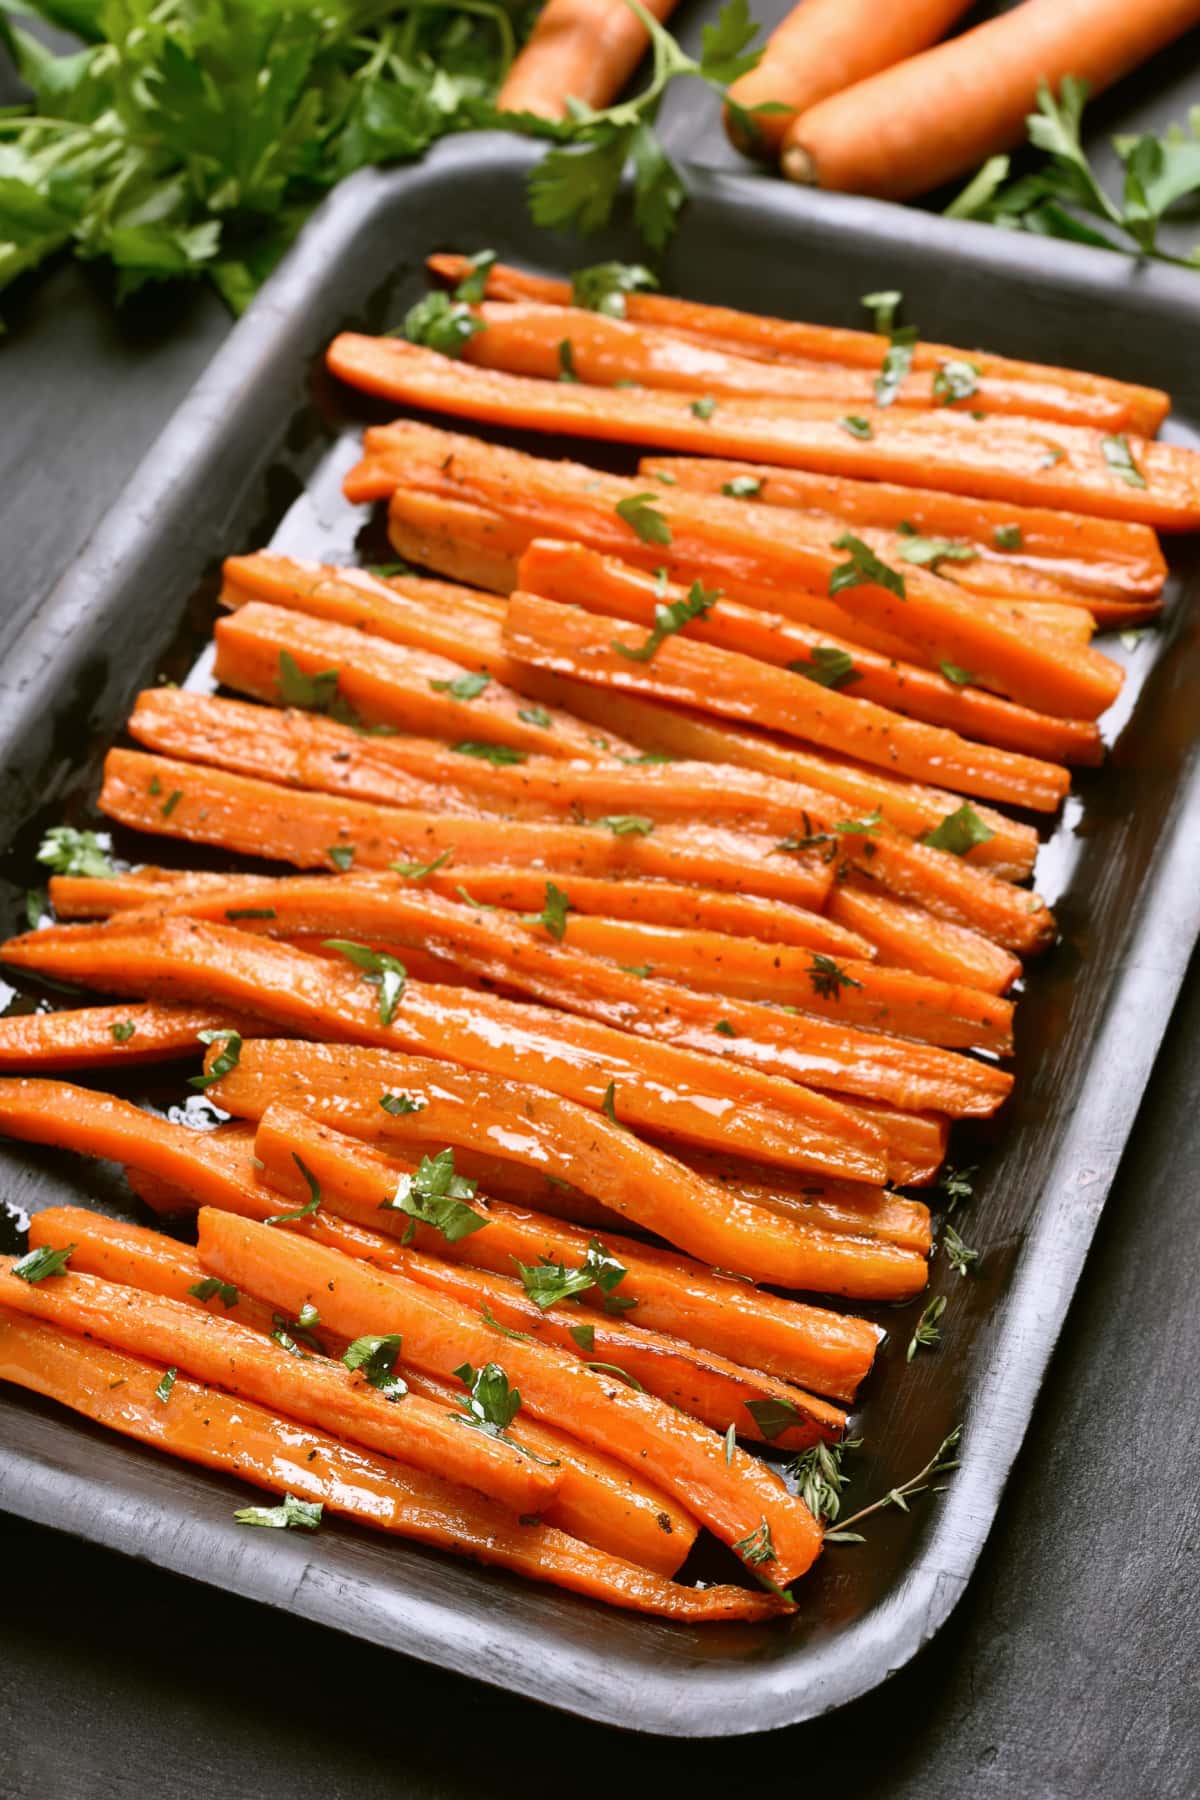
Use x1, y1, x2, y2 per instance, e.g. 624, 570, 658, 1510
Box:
0, 1257, 561, 1514
4, 916, 885, 1186
672, 1146, 932, 1253
427, 254, 1170, 438
26, 1204, 692, 1571
496, 0, 681, 118
464, 298, 1151, 441
50, 862, 876, 961
255, 1106, 881, 1401
553, 915, 1014, 1053
829, 882, 1021, 995
204, 1040, 924, 1294
327, 335, 1199, 528
639, 458, 1168, 610
724, 0, 973, 158
379, 486, 529, 592
196, 1207, 825, 1585
781, 0, 1200, 202
213, 602, 634, 761
516, 540, 1101, 765
0, 1307, 769, 1617
99, 747, 836, 909
0, 1001, 249, 1071
503, 587, 1072, 809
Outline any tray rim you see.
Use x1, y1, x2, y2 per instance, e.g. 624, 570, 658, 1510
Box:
2, 134, 1199, 1737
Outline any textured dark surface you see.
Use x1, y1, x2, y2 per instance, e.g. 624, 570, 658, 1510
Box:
2, 4, 1200, 1793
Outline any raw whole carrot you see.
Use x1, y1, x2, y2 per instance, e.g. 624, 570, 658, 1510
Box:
195, 1206, 825, 1585
428, 254, 1169, 438
98, 748, 837, 910
0, 1257, 561, 1514
0, 1308, 769, 1617
503, 588, 1072, 810
465, 298, 1149, 440
672, 1146, 932, 1254
497, 0, 681, 118
26, 1205, 692, 1570
516, 540, 1102, 765
781, 0, 1200, 201
254, 1105, 882, 1399
50, 862, 875, 961
213, 601, 631, 761
327, 335, 1200, 528
828, 882, 1021, 995
5, 916, 886, 1187
552, 915, 1015, 1053
724, 0, 973, 157
639, 458, 1168, 612
204, 1040, 925, 1293
0, 1001, 250, 1071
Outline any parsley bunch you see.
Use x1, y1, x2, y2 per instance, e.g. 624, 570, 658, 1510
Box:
947, 79, 1200, 268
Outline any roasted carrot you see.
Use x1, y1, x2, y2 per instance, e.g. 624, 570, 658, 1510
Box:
26, 1204, 692, 1570
0, 1001, 249, 1071
0, 1308, 771, 1617
516, 540, 1102, 765
724, 0, 972, 157
672, 1147, 932, 1254
195, 1207, 825, 1585
98, 748, 837, 910
379, 486, 529, 592
828, 882, 1021, 995
4, 917, 887, 1186
639, 458, 1168, 612
204, 1039, 926, 1294
781, 0, 1200, 201
50, 861, 875, 961
328, 336, 1200, 528
255, 1106, 882, 1400
1, 1257, 562, 1515
503, 588, 1073, 809
428, 254, 1169, 438
213, 601, 631, 761
551, 915, 1015, 1053
496, 0, 681, 118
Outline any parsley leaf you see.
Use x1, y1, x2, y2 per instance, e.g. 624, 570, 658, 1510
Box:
690, 395, 717, 420
932, 360, 981, 406
994, 524, 1023, 550
611, 578, 719, 660
526, 880, 571, 942
808, 953, 863, 1000
391, 848, 454, 880
614, 491, 672, 545
188, 1029, 242, 1092
264, 1153, 322, 1226
380, 1090, 424, 1117
235, 1493, 322, 1532
36, 826, 115, 879
789, 645, 859, 690
324, 940, 407, 1026
595, 814, 654, 836
429, 671, 490, 699
187, 1276, 239, 1308
342, 1334, 408, 1401
452, 741, 527, 765
839, 416, 874, 439
402, 291, 485, 357
829, 533, 906, 600
110, 1020, 136, 1044
721, 474, 763, 498
939, 661, 976, 686
896, 534, 977, 572
571, 260, 658, 316
154, 1366, 178, 1404
12, 1243, 74, 1284
382, 1148, 487, 1244
921, 802, 995, 856
451, 250, 496, 305
860, 289, 901, 335
1101, 434, 1147, 489
517, 705, 553, 729
453, 1359, 524, 1440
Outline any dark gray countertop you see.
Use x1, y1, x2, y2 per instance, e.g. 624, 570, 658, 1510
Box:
2, 7, 1199, 1795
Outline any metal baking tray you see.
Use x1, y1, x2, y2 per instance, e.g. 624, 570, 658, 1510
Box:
1, 135, 1198, 1737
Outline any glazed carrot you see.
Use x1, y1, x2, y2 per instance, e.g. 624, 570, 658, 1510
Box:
0, 1258, 561, 1515
213, 601, 631, 761
327, 335, 1200, 527
428, 254, 1169, 438
724, 0, 972, 157
639, 458, 1168, 612
378, 486, 529, 593
516, 540, 1102, 765
0, 1309, 768, 1618
501, 667, 1038, 881
98, 748, 837, 909
195, 1207, 825, 1585
828, 882, 1022, 995
552, 915, 1015, 1053
497, 0, 681, 118
781, 0, 1200, 200
204, 1040, 925, 1292
26, 1205, 692, 1569
503, 588, 1072, 809
465, 298, 1146, 439
673, 1147, 932, 1253
50, 862, 875, 961
28, 1204, 281, 1338
0, 1001, 249, 1071
0, 1077, 280, 1214
255, 1107, 882, 1400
